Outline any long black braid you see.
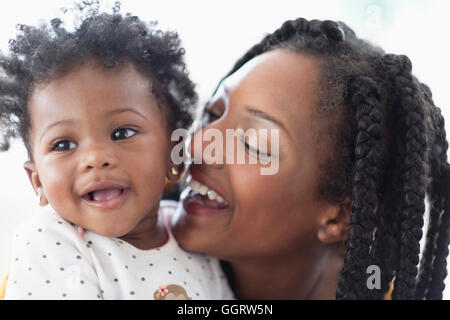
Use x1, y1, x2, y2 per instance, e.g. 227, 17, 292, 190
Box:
415, 83, 450, 299
336, 75, 384, 299
382, 54, 429, 300
220, 18, 449, 299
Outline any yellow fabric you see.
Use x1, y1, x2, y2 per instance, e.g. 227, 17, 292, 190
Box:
0, 269, 8, 300
384, 282, 394, 300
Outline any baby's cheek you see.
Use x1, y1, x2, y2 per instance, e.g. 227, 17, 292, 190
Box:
41, 168, 74, 204
133, 156, 168, 194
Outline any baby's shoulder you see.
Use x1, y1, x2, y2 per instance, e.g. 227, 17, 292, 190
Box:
13, 209, 79, 245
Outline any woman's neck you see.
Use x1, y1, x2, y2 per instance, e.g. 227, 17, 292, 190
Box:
225, 249, 343, 300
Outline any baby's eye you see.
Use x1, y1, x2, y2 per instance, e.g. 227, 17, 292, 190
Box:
51, 140, 77, 151
111, 128, 137, 141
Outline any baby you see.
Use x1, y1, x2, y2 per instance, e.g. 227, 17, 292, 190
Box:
0, 6, 232, 300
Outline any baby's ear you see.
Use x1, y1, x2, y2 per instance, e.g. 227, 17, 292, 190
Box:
24, 161, 40, 194
24, 161, 48, 206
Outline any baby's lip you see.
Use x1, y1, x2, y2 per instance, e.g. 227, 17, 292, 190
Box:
80, 181, 128, 197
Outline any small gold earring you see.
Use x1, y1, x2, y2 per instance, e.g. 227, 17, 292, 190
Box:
171, 166, 179, 176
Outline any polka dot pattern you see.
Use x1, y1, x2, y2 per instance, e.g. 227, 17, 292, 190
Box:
4, 202, 235, 300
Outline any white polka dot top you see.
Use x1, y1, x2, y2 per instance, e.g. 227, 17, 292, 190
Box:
4, 200, 234, 300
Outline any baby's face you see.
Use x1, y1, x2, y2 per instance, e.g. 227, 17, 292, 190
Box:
25, 61, 171, 237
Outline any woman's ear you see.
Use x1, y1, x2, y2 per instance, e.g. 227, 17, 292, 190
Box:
24, 161, 48, 206
317, 200, 352, 244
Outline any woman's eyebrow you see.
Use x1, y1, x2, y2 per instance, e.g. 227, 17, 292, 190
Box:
104, 108, 149, 121
245, 106, 291, 138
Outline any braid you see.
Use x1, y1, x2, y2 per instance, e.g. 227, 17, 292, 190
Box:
367, 131, 402, 299
220, 17, 449, 299
427, 168, 450, 299
336, 76, 384, 299
423, 87, 450, 299
226, 18, 347, 79
227, 19, 307, 78
380, 54, 428, 299
415, 84, 448, 299
427, 163, 450, 299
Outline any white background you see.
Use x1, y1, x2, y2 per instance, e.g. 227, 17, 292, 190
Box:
0, 0, 449, 299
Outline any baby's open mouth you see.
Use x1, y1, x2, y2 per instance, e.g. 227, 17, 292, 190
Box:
80, 181, 129, 209
82, 188, 125, 202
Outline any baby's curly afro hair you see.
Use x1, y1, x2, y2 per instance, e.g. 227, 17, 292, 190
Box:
0, 2, 197, 157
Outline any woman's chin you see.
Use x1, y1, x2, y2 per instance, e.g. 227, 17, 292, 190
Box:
172, 191, 232, 253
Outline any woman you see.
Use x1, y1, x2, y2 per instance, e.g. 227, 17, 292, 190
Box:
172, 18, 450, 299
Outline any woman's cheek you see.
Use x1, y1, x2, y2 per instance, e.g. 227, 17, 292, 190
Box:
230, 164, 281, 204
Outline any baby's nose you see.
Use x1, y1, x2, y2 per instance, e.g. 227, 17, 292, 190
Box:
86, 161, 110, 169
80, 145, 117, 171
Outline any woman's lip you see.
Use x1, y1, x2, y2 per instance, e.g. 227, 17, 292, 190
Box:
182, 188, 230, 217
81, 189, 129, 210
188, 165, 227, 202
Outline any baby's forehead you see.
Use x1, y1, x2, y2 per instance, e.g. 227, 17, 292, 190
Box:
30, 61, 160, 109
27, 62, 168, 132
35, 60, 154, 94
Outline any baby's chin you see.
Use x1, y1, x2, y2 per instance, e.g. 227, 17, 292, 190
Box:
81, 224, 133, 239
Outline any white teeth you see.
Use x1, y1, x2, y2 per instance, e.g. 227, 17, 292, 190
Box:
187, 176, 226, 204
207, 190, 218, 201
199, 185, 208, 196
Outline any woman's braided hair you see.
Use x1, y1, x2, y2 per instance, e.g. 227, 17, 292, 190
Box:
223, 18, 449, 299
0, 2, 197, 158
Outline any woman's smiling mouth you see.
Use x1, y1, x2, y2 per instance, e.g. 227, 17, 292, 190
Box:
187, 175, 227, 204
182, 169, 230, 216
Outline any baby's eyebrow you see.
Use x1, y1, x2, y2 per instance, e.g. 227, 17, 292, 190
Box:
105, 108, 149, 121
38, 108, 149, 143
39, 119, 76, 143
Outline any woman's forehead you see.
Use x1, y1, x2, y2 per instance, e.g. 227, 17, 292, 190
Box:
219, 49, 322, 136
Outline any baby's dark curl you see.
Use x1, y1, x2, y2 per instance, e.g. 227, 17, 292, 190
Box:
0, 6, 197, 158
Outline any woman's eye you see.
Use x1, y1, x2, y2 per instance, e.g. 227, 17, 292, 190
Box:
111, 128, 137, 141
51, 140, 77, 151
240, 137, 270, 158
202, 109, 221, 124
243, 140, 261, 156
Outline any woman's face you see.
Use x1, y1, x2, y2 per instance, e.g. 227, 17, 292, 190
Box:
173, 49, 341, 260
